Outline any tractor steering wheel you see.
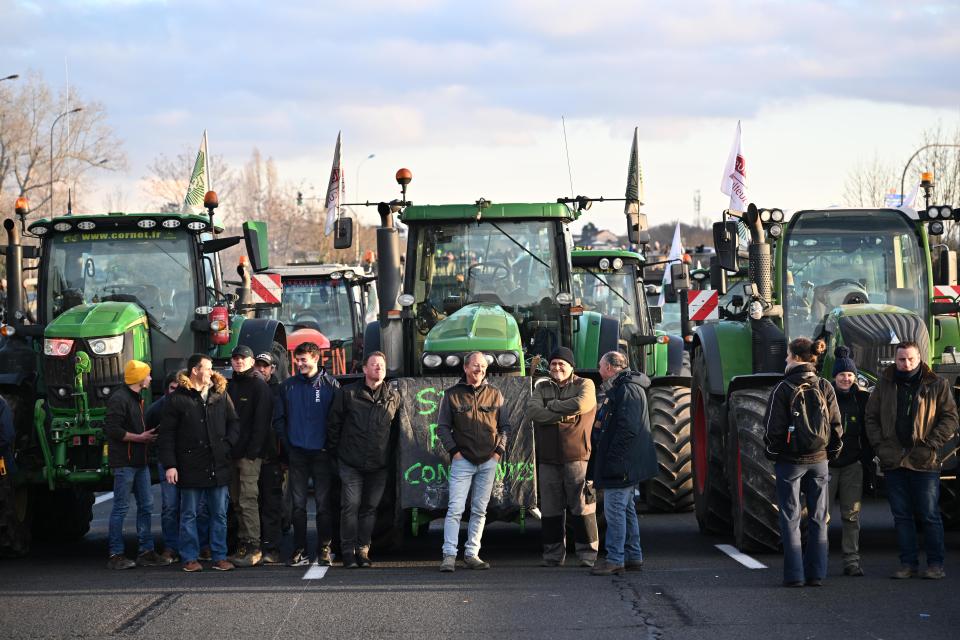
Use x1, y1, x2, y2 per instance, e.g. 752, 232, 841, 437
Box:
467, 262, 510, 284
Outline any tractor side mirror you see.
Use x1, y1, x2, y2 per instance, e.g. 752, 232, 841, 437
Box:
709, 256, 727, 295
713, 220, 739, 272
648, 305, 662, 325
670, 262, 691, 291
334, 217, 353, 249
938, 248, 957, 286
242, 221, 270, 272
626, 211, 650, 246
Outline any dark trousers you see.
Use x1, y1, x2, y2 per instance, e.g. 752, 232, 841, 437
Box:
289, 448, 334, 552
885, 468, 945, 568
258, 460, 284, 552
775, 460, 829, 583
339, 462, 388, 554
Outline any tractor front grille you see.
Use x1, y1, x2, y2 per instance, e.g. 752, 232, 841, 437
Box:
44, 335, 132, 410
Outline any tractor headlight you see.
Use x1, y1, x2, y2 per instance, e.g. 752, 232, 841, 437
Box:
770, 209, 784, 222
398, 293, 415, 307
89, 335, 124, 356
768, 223, 783, 238
940, 206, 953, 219
44, 338, 75, 357
612, 258, 624, 270
928, 205, 941, 219
484, 353, 495, 365
930, 221, 944, 236
598, 258, 610, 270
444, 354, 461, 367
422, 353, 442, 368
496, 352, 519, 367
555, 292, 573, 305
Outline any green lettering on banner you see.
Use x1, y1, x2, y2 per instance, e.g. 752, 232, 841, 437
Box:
404, 462, 422, 485
415, 387, 443, 416
428, 423, 439, 450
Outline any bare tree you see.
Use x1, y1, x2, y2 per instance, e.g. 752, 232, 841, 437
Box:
0, 72, 125, 219
842, 154, 897, 208
143, 148, 235, 213
912, 122, 960, 246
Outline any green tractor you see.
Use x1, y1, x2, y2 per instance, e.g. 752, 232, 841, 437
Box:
571, 248, 693, 512
691, 202, 960, 552
0, 195, 286, 557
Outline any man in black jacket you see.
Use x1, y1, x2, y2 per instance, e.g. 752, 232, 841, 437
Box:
327, 351, 402, 568
226, 345, 273, 567
105, 360, 169, 569
159, 354, 240, 572
254, 351, 284, 565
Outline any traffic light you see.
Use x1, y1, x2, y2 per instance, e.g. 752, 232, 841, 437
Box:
296, 191, 303, 207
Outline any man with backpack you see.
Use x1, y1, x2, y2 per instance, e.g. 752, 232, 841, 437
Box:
865, 341, 958, 580
763, 338, 842, 587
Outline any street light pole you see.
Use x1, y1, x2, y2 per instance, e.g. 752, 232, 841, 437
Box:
900, 143, 960, 206
49, 107, 83, 216
355, 153, 376, 201
1, 74, 18, 82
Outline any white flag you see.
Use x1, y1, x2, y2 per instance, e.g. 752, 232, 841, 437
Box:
182, 130, 210, 214
901, 181, 921, 209
324, 132, 342, 236
720, 121, 747, 212
658, 222, 684, 306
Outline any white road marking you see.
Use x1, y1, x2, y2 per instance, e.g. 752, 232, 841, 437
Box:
94, 492, 114, 505
302, 564, 328, 580
715, 544, 767, 569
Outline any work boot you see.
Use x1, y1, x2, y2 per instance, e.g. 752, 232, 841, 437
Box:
625, 559, 644, 572
539, 558, 562, 567
891, 565, 917, 579
213, 559, 235, 571
107, 554, 136, 570
159, 549, 180, 564
464, 555, 490, 570
439, 555, 456, 572
357, 547, 372, 568
342, 550, 359, 569
923, 565, 946, 580
843, 564, 864, 577
228, 542, 248, 564
578, 557, 596, 568
316, 545, 333, 566
136, 550, 170, 567
261, 549, 282, 565
232, 542, 263, 568
182, 560, 203, 572
590, 560, 625, 576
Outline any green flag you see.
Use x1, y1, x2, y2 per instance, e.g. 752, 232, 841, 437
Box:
624, 127, 644, 214
182, 130, 209, 214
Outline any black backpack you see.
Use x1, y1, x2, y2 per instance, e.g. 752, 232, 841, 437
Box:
784, 379, 831, 455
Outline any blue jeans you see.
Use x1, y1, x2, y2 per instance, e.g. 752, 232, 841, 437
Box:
442, 457, 497, 558
602, 485, 642, 566
884, 468, 945, 567
158, 463, 209, 553
775, 460, 829, 583
179, 485, 229, 562
108, 466, 155, 557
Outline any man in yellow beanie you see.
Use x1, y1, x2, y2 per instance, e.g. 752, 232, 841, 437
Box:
104, 359, 169, 569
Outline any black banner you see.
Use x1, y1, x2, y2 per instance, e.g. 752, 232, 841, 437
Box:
397, 377, 536, 512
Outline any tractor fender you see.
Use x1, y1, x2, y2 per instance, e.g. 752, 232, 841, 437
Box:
693, 323, 726, 397
694, 320, 754, 397
234, 318, 287, 355
726, 373, 784, 400
665, 334, 688, 376
649, 375, 692, 389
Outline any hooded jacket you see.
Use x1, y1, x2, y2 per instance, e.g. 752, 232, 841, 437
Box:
227, 366, 273, 459
327, 379, 402, 471
104, 385, 151, 468
526, 373, 597, 464
763, 363, 843, 465
276, 368, 339, 452
158, 371, 239, 488
865, 362, 959, 472
593, 370, 657, 489
437, 378, 510, 464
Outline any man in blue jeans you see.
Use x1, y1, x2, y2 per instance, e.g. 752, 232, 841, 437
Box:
866, 341, 959, 580
591, 351, 656, 576
159, 354, 240, 572
437, 351, 510, 572
104, 360, 170, 569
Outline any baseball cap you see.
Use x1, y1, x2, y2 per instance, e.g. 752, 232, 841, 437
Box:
255, 352, 275, 366
231, 345, 255, 359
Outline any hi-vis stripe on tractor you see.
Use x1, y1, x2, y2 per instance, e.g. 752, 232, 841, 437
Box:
934, 285, 960, 300
251, 273, 283, 305
687, 290, 719, 321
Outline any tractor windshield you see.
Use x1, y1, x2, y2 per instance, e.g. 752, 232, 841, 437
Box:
573, 265, 643, 338
410, 218, 562, 330
275, 278, 354, 342
782, 209, 927, 341
44, 229, 196, 341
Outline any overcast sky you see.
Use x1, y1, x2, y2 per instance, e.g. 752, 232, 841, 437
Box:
3, 0, 959, 232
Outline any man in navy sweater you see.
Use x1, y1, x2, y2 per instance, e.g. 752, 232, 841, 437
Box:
276, 342, 340, 566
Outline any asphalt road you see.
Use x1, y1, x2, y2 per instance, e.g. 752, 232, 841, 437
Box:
1, 489, 958, 640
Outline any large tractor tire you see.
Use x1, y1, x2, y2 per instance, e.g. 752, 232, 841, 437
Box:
691, 349, 732, 534
645, 385, 694, 512
727, 386, 780, 553
939, 478, 960, 530
271, 340, 291, 381
31, 487, 95, 542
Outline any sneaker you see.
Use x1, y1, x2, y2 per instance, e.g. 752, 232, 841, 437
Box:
357, 548, 372, 568
107, 554, 136, 570
199, 547, 212, 561
213, 559, 235, 571
159, 549, 180, 564
182, 560, 203, 572
805, 578, 823, 587
343, 552, 359, 569
843, 564, 864, 577
316, 545, 332, 567
539, 558, 562, 567
625, 560, 644, 572
579, 558, 596, 568
464, 555, 490, 570
590, 560, 625, 576
288, 548, 311, 567
136, 550, 171, 567
891, 565, 917, 579
923, 565, 946, 580
261, 550, 282, 565
232, 544, 263, 568
439, 555, 457, 572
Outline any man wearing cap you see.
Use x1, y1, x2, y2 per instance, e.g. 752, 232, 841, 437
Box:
526, 347, 599, 567
226, 345, 273, 567
104, 360, 169, 569
254, 351, 284, 565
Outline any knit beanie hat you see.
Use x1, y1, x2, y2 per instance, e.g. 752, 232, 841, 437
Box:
549, 347, 576, 368
831, 346, 857, 377
124, 359, 151, 385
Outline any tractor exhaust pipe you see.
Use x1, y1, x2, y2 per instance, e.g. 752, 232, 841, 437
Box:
4, 218, 23, 326
744, 204, 773, 305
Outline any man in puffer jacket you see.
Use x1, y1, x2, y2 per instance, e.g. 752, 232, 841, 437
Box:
866, 341, 959, 580
526, 347, 598, 568
159, 354, 240, 573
